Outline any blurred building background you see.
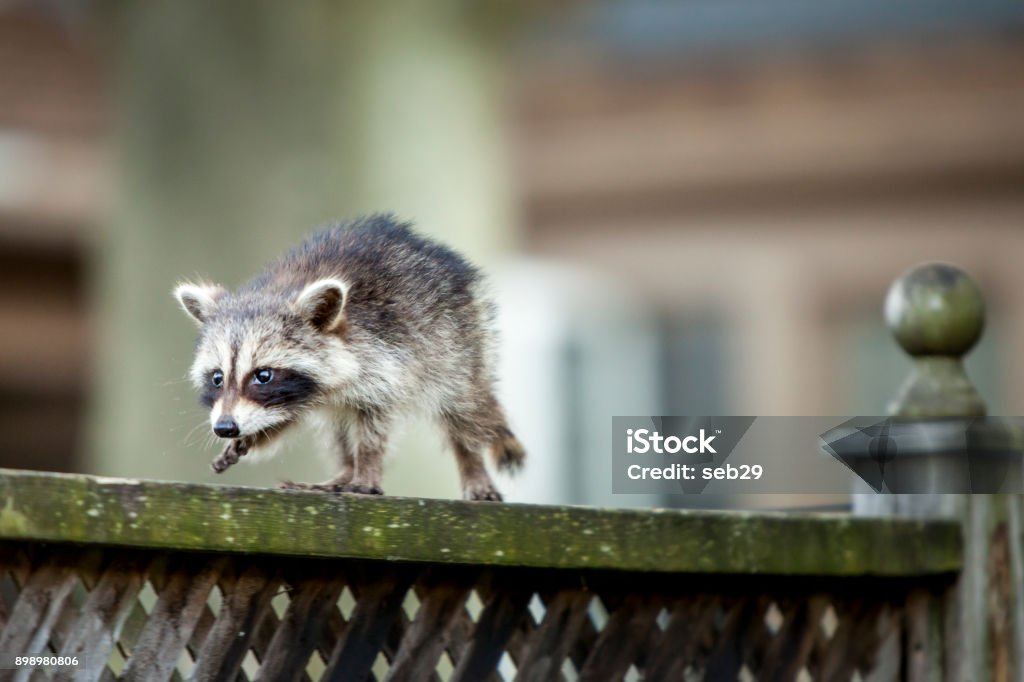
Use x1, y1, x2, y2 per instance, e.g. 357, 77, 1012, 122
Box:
1, 0, 1022, 508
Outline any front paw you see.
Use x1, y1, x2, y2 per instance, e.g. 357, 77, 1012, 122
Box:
338, 482, 384, 496
278, 479, 334, 492
278, 480, 350, 493
211, 438, 249, 473
464, 486, 504, 502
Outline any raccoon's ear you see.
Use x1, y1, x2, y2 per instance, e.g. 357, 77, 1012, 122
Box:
174, 282, 226, 325
293, 278, 349, 332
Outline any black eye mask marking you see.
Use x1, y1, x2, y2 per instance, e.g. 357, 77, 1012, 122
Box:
243, 369, 319, 408
199, 379, 221, 408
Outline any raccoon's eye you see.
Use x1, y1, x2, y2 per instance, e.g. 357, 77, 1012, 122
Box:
211, 370, 224, 388
253, 369, 274, 385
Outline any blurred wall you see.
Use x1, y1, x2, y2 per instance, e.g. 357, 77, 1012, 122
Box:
0, 6, 103, 473
86, 0, 517, 496
510, 5, 1024, 420
1, 0, 1023, 510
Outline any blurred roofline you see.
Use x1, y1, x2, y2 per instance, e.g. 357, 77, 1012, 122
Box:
534, 0, 1024, 59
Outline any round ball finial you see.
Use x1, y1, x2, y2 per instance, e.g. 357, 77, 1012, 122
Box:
884, 263, 985, 358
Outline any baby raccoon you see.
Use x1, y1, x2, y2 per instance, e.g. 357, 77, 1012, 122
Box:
174, 214, 524, 501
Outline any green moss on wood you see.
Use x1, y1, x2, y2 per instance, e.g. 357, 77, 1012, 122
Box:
0, 468, 961, 576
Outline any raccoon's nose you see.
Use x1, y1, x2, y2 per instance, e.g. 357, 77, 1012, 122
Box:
213, 417, 240, 438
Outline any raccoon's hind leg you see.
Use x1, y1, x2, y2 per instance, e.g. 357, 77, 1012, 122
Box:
443, 394, 521, 502
449, 435, 503, 502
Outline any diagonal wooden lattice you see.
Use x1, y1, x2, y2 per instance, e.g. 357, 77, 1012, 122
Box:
0, 543, 947, 682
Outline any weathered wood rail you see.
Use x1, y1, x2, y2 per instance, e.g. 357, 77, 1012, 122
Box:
0, 468, 960, 681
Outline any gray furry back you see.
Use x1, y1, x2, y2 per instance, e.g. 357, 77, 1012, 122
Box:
253, 215, 496, 414
249, 214, 485, 348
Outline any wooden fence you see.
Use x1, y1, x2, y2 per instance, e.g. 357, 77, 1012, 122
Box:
0, 469, 960, 681
0, 262, 1019, 681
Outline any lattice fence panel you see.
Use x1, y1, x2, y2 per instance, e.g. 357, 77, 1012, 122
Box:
0, 542, 943, 681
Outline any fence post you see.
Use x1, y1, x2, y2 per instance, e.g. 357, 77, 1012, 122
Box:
854, 262, 1024, 682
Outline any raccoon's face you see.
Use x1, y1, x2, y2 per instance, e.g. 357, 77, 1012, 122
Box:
174, 278, 357, 439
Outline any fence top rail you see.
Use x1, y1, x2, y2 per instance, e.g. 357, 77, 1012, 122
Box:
0, 468, 960, 576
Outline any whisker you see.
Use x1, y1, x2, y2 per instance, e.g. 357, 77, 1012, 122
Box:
183, 421, 211, 448
203, 433, 220, 452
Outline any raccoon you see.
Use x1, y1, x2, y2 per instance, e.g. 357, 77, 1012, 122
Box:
173, 214, 525, 501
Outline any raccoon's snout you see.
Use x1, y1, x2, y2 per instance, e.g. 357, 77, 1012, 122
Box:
213, 417, 240, 438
